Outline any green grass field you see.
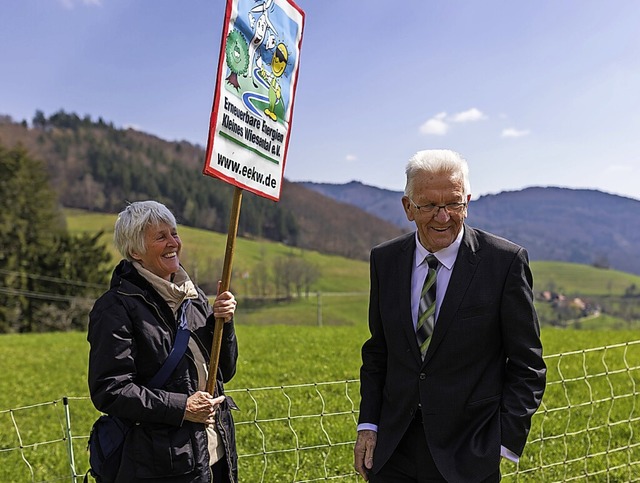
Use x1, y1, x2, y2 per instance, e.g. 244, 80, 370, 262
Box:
1, 328, 639, 482
1, 210, 637, 481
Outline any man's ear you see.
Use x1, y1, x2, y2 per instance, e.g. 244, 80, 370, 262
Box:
130, 251, 142, 261
463, 194, 472, 219
402, 196, 415, 222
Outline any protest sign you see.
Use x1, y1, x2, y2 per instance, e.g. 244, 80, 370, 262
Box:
202, 0, 304, 393
203, 0, 305, 201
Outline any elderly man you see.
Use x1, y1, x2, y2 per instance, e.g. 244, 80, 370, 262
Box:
355, 150, 546, 482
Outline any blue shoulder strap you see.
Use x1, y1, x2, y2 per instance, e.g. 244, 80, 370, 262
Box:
147, 299, 192, 389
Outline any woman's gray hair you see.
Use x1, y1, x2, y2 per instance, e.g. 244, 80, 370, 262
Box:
113, 200, 177, 260
404, 149, 471, 199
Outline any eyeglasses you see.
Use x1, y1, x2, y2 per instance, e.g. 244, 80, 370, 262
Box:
409, 198, 467, 215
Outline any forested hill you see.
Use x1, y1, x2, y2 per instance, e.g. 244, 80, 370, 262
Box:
302, 181, 640, 276
6, 111, 638, 273
0, 112, 401, 261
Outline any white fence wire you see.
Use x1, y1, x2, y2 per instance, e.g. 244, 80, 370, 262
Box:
0, 340, 639, 482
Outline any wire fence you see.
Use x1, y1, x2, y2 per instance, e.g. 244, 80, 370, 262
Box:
1, 340, 639, 482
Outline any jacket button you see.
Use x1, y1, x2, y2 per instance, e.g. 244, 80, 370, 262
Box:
420, 373, 426, 380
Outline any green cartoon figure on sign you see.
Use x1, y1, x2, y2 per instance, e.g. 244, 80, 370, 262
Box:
225, 29, 249, 90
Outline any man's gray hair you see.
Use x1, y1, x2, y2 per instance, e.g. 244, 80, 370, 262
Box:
404, 149, 471, 199
113, 200, 177, 260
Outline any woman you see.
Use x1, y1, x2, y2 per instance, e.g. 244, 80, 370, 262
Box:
88, 200, 239, 482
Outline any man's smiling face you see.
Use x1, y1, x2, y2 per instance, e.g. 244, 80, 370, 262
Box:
402, 171, 470, 253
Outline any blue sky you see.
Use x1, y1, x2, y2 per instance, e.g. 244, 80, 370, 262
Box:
1, 0, 639, 201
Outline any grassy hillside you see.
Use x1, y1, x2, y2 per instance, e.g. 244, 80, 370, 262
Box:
65, 210, 640, 330
531, 260, 640, 296
66, 209, 640, 296
65, 209, 370, 295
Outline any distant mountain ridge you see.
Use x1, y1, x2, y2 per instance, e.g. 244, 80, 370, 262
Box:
301, 181, 412, 230
301, 181, 640, 276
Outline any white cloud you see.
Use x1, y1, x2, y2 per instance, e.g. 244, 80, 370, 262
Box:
501, 127, 531, 138
419, 112, 449, 136
59, 0, 101, 9
419, 108, 488, 136
450, 108, 487, 123
345, 154, 358, 162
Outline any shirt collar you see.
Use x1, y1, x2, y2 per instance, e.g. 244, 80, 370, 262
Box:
414, 226, 464, 271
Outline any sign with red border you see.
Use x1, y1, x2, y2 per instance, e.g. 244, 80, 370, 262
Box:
203, 0, 305, 201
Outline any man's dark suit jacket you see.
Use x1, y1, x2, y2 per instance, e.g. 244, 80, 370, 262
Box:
359, 226, 546, 482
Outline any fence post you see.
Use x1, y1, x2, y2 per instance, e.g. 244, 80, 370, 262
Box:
63, 397, 78, 482
317, 291, 323, 327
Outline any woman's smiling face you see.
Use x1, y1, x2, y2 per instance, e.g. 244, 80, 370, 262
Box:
132, 222, 182, 280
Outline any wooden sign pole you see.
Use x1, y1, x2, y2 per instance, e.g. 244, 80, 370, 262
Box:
206, 186, 243, 395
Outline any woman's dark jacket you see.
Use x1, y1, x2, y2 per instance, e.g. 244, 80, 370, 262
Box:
87, 260, 238, 482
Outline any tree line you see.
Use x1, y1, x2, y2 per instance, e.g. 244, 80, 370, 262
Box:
31, 109, 299, 245
0, 142, 111, 333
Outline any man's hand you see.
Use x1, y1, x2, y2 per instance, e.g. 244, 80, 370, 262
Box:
354, 430, 377, 481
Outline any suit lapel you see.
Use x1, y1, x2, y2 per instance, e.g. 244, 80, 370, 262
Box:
423, 226, 481, 365
394, 233, 423, 364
